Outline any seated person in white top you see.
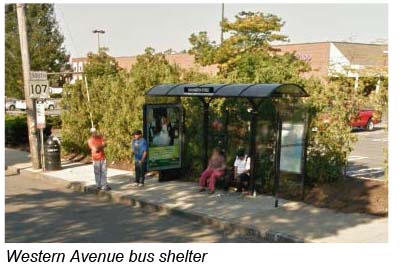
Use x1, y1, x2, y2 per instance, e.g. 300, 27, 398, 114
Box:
234, 148, 251, 193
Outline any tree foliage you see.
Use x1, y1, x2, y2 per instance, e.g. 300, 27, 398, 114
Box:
189, 11, 288, 79
60, 10, 387, 186
187, 11, 363, 184
5, 4, 69, 98
84, 51, 120, 80
61, 49, 194, 162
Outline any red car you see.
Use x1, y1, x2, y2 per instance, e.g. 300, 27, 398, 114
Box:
350, 109, 382, 131
318, 109, 382, 132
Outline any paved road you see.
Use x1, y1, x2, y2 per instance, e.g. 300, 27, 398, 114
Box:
347, 125, 387, 180
5, 147, 31, 168
5, 173, 262, 243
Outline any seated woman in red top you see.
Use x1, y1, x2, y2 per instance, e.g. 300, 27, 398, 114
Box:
199, 148, 226, 195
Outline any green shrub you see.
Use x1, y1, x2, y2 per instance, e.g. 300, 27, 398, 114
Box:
5, 114, 28, 146
5, 114, 62, 146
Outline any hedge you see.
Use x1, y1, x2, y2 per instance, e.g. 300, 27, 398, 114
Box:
5, 114, 62, 146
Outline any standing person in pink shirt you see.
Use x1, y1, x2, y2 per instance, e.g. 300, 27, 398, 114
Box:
199, 148, 226, 195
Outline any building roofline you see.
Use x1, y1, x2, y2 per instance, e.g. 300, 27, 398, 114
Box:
114, 55, 137, 59
273, 41, 387, 46
71, 52, 193, 61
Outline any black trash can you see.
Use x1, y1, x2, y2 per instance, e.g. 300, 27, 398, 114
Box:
45, 136, 61, 171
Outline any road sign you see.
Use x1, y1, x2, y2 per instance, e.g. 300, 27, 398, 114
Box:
29, 71, 49, 99
30, 71, 47, 81
36, 101, 46, 129
29, 80, 49, 98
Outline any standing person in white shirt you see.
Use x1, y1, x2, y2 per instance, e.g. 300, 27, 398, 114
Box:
234, 148, 251, 193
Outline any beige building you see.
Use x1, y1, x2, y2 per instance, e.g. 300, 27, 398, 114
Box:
70, 53, 218, 83
70, 42, 387, 84
274, 42, 388, 78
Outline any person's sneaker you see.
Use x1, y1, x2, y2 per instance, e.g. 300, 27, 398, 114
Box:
209, 190, 215, 195
139, 183, 145, 187
103, 186, 112, 191
96, 186, 102, 191
198, 188, 206, 192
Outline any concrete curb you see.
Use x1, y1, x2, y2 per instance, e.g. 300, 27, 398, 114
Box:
6, 165, 20, 175
17, 168, 305, 243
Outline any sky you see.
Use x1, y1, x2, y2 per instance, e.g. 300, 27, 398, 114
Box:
54, 3, 388, 58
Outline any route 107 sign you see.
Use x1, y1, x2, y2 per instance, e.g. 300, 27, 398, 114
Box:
29, 71, 49, 99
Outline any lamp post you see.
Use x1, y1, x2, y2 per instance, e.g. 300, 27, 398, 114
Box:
221, 3, 225, 44
92, 29, 105, 52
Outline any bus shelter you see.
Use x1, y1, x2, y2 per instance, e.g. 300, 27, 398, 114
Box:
146, 83, 309, 207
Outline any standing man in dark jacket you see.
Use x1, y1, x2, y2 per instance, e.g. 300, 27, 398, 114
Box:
131, 130, 148, 187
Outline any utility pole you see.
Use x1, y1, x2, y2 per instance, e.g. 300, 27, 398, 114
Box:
16, 3, 41, 169
92, 29, 105, 52
220, 3, 225, 44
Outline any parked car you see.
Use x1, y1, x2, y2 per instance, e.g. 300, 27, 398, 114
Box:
5, 99, 17, 110
5, 99, 56, 111
350, 109, 382, 131
15, 100, 27, 110
43, 100, 56, 110
318, 109, 382, 132
49, 87, 63, 95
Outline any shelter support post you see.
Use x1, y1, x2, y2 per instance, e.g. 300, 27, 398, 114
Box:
301, 112, 309, 201
273, 111, 282, 208
224, 108, 229, 153
200, 98, 211, 171
248, 99, 261, 196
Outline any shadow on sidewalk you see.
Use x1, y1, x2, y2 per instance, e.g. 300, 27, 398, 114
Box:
87, 173, 387, 242
5, 185, 259, 243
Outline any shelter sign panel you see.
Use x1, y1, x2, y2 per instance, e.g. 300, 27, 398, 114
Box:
279, 122, 306, 174
144, 104, 182, 171
184, 87, 214, 96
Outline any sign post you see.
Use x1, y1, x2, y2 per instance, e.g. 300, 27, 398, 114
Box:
30, 71, 49, 170
36, 100, 46, 171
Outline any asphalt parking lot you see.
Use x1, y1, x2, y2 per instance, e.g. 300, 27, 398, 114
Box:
347, 124, 388, 181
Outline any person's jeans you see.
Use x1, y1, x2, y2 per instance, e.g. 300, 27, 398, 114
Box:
135, 160, 146, 184
93, 160, 107, 189
237, 173, 250, 192
199, 168, 225, 191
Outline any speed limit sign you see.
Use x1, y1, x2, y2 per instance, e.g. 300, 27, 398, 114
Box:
29, 71, 49, 99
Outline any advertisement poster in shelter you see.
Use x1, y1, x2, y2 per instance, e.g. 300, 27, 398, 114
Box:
280, 122, 306, 174
144, 104, 182, 171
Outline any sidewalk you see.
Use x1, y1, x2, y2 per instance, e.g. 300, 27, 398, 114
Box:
6, 149, 388, 243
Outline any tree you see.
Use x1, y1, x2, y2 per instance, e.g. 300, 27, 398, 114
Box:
189, 11, 289, 79
99, 48, 182, 162
60, 48, 187, 162
5, 4, 69, 98
83, 50, 119, 81
61, 50, 119, 155
188, 11, 360, 184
